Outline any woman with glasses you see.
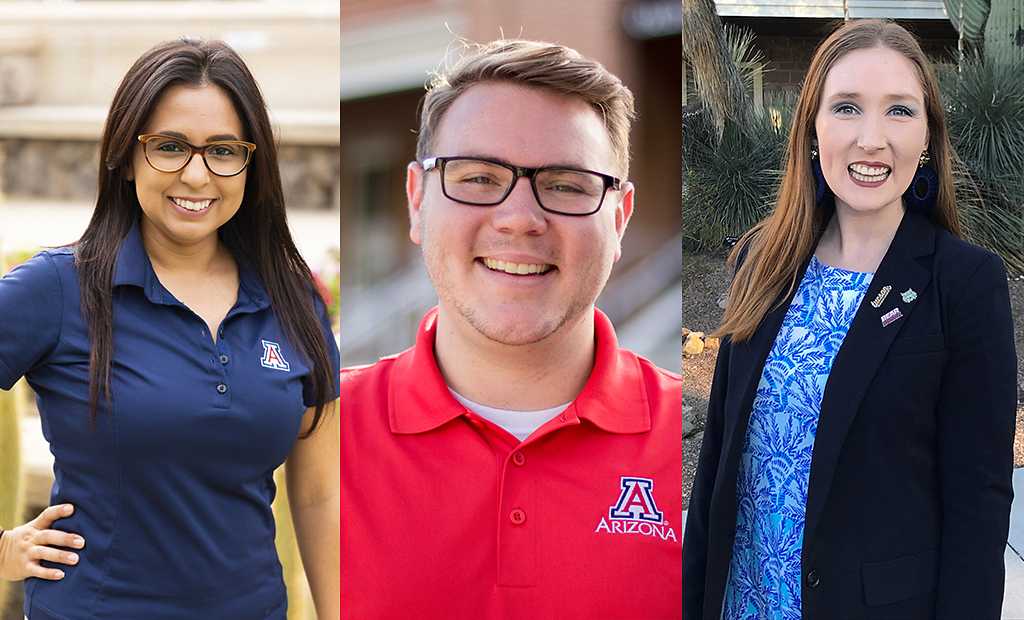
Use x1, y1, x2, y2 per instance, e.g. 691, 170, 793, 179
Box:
683, 20, 1016, 619
0, 39, 339, 619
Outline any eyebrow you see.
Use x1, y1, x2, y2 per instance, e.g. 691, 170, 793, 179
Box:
457, 153, 592, 170
826, 91, 922, 104
156, 130, 242, 142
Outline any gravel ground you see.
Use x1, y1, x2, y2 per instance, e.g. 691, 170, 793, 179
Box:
682, 250, 1024, 510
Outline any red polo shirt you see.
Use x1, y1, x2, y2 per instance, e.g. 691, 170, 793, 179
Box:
341, 308, 682, 619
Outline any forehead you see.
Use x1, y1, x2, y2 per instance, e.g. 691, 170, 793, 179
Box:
432, 82, 615, 172
143, 83, 244, 139
821, 46, 925, 103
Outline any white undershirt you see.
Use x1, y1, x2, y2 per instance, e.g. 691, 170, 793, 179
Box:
449, 389, 571, 442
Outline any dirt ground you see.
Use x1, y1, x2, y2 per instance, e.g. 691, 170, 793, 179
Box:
682, 250, 1024, 509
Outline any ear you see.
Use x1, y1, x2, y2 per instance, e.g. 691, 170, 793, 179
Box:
612, 181, 635, 263
407, 161, 425, 245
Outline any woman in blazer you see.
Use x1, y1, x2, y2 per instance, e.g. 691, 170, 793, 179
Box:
0, 40, 340, 619
683, 20, 1017, 620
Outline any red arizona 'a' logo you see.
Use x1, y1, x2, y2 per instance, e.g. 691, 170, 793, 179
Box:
260, 340, 290, 371
609, 477, 664, 523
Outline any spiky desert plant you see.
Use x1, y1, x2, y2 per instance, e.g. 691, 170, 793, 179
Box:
683, 17, 788, 251
941, 58, 1024, 275
684, 104, 786, 251
272, 466, 314, 620
683, 0, 754, 136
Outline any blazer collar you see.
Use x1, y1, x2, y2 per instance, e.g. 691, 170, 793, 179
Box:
388, 307, 651, 435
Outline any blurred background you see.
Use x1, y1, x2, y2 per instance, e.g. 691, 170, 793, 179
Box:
0, 1, 339, 618
340, 0, 683, 370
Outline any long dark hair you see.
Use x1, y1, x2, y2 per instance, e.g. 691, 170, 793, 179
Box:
78, 39, 334, 435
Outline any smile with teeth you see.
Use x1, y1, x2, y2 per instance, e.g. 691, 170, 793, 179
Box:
482, 258, 554, 276
170, 197, 215, 212
848, 163, 891, 182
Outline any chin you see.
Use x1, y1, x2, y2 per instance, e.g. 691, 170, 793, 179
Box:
450, 300, 561, 346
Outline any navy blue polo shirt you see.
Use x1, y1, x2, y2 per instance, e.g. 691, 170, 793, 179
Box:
0, 222, 339, 620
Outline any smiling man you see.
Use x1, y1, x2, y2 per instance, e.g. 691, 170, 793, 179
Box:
340, 40, 682, 619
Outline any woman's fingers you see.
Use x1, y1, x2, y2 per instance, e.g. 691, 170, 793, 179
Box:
29, 504, 74, 530
28, 544, 79, 566
33, 529, 85, 550
0, 504, 84, 581
24, 561, 65, 581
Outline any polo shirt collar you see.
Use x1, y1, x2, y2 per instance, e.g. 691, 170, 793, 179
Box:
389, 307, 651, 435
111, 219, 270, 312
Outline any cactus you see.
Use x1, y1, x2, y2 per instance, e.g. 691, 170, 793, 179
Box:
943, 0, 1024, 65
944, 0, 991, 44
984, 0, 1024, 65
0, 380, 25, 615
272, 466, 314, 620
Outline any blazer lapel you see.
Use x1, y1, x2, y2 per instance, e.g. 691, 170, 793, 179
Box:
802, 212, 936, 554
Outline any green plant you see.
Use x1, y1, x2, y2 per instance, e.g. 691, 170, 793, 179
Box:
944, 0, 1024, 65
940, 58, 1024, 275
0, 382, 25, 613
684, 16, 789, 251
683, 105, 786, 251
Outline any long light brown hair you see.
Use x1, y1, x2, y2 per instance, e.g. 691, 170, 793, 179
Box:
717, 19, 961, 342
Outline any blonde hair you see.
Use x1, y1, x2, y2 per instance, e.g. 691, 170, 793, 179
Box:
717, 19, 960, 342
415, 39, 636, 177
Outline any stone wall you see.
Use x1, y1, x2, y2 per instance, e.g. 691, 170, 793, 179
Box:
1, 139, 339, 211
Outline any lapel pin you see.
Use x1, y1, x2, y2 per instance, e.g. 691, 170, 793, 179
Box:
901, 288, 917, 303
881, 307, 903, 328
870, 285, 892, 308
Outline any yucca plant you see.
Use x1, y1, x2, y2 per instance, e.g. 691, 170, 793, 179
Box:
940, 58, 1024, 275
684, 105, 786, 251
684, 18, 788, 251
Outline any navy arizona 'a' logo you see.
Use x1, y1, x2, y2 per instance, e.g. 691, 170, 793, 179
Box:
260, 340, 291, 371
594, 476, 676, 542
609, 476, 664, 522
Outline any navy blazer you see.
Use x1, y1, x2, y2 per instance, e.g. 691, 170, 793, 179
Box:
683, 211, 1018, 619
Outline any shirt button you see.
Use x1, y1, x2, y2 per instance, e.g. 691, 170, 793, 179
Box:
509, 509, 526, 525
806, 569, 820, 589
219, 354, 230, 365
511, 451, 526, 466
216, 383, 228, 394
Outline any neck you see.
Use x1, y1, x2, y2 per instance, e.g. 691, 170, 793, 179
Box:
433, 306, 596, 410
817, 199, 905, 272
141, 221, 224, 275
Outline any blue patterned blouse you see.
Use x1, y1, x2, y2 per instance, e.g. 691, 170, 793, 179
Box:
722, 255, 873, 620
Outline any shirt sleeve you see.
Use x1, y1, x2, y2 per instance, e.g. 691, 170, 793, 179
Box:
0, 252, 63, 390
302, 291, 340, 407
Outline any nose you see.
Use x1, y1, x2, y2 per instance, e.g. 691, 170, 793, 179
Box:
856, 114, 886, 152
489, 175, 548, 236
179, 151, 211, 188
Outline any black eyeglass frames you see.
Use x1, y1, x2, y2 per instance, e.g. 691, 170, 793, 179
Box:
422, 156, 621, 216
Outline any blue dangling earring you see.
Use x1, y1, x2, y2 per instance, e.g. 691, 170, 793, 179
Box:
903, 151, 938, 213
810, 140, 833, 207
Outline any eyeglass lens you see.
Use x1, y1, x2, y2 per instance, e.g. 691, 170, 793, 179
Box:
144, 137, 250, 176
441, 158, 606, 215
